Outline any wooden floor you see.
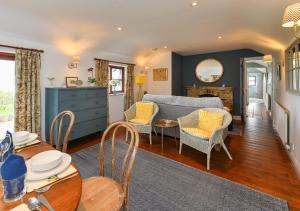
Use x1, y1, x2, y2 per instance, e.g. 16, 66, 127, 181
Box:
68, 102, 300, 210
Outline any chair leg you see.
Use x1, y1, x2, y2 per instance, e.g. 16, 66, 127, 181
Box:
179, 141, 182, 154
207, 153, 211, 170
125, 129, 128, 142
222, 142, 233, 160
149, 133, 152, 145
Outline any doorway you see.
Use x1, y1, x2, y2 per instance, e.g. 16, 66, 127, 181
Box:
0, 52, 15, 138
241, 56, 272, 120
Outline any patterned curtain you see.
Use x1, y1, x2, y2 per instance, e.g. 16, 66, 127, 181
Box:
95, 59, 109, 87
124, 64, 135, 110
15, 49, 41, 134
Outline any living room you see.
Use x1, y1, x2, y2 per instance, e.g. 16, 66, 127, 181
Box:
0, 0, 300, 210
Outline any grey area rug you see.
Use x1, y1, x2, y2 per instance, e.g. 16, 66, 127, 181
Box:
71, 141, 289, 211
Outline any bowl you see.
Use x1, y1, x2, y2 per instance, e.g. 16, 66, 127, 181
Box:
12, 131, 29, 143
30, 150, 63, 172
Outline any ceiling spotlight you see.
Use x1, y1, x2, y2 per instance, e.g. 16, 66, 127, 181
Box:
117, 27, 123, 31
218, 36, 223, 39
191, 1, 198, 7
164, 46, 168, 49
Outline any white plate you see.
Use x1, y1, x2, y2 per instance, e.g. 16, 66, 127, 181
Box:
30, 150, 63, 172
13, 133, 38, 146
12, 131, 29, 143
26, 153, 71, 181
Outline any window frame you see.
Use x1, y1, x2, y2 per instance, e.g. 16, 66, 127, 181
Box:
109, 65, 125, 94
286, 40, 300, 93
248, 76, 257, 86
0, 52, 15, 61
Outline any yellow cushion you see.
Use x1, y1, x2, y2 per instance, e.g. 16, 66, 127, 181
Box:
183, 127, 211, 139
134, 102, 154, 124
129, 118, 149, 125
198, 110, 224, 133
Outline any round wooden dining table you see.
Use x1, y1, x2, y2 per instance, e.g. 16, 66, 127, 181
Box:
0, 141, 82, 211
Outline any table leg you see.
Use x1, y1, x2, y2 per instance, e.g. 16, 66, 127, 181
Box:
161, 128, 164, 151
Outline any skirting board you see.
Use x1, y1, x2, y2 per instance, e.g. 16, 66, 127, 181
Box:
273, 124, 300, 180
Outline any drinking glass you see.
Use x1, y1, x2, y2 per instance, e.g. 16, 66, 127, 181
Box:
2, 173, 26, 202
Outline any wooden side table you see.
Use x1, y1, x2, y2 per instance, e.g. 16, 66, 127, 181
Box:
154, 119, 178, 150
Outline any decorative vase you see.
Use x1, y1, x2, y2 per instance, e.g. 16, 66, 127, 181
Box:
113, 87, 117, 95
90, 83, 96, 87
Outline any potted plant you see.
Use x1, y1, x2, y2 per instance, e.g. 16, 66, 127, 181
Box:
109, 80, 120, 95
88, 78, 96, 87
87, 67, 96, 86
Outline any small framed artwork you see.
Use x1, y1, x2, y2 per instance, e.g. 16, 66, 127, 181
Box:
153, 68, 168, 81
277, 65, 281, 81
66, 77, 78, 88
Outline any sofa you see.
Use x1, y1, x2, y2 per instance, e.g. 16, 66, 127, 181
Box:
142, 94, 225, 138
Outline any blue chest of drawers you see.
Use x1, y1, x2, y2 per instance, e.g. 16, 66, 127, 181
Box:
45, 87, 108, 144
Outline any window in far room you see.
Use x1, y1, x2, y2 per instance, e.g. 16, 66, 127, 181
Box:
109, 65, 125, 93
0, 52, 15, 136
248, 76, 256, 86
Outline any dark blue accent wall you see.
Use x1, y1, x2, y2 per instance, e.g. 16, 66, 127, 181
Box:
172, 52, 183, 96
172, 49, 263, 115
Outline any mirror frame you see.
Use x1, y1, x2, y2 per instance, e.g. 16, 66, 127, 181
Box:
195, 58, 224, 83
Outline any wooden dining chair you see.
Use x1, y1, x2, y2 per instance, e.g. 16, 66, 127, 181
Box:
49, 111, 75, 153
78, 121, 140, 211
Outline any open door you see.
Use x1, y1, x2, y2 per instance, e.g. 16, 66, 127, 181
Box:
240, 58, 248, 122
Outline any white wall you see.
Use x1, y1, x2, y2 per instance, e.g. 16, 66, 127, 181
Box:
274, 51, 300, 175
143, 51, 172, 95
0, 33, 133, 138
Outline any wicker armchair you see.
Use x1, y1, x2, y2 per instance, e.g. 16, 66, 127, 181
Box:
124, 102, 159, 144
178, 108, 232, 170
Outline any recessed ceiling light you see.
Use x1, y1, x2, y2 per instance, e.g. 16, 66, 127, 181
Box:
164, 46, 168, 49
218, 36, 223, 39
117, 27, 123, 31
191, 1, 198, 7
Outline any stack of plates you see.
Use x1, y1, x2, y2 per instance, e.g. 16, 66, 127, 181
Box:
12, 131, 38, 146
26, 150, 72, 181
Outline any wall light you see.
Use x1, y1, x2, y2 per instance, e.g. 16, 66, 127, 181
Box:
68, 55, 80, 69
263, 55, 273, 63
282, 3, 300, 38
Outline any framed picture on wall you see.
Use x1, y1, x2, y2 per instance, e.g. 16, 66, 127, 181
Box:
66, 77, 78, 88
153, 68, 168, 81
277, 65, 281, 81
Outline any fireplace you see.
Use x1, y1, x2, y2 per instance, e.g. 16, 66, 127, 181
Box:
199, 93, 217, 98
186, 86, 233, 112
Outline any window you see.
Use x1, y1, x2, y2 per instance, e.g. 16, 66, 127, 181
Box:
0, 52, 15, 136
249, 76, 256, 86
109, 65, 125, 93
286, 42, 300, 92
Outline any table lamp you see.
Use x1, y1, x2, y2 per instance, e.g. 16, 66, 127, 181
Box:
135, 74, 146, 102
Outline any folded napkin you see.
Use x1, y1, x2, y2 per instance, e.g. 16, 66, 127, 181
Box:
9, 203, 30, 211
15, 139, 41, 150
0, 134, 14, 162
26, 165, 78, 193
6, 131, 14, 154
1, 154, 27, 180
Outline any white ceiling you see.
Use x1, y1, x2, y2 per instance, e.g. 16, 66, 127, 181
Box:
0, 0, 298, 58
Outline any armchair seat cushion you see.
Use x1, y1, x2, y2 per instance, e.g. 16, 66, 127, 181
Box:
183, 127, 211, 139
130, 118, 149, 125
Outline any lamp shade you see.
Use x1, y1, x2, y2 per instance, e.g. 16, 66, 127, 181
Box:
72, 55, 80, 64
282, 3, 300, 27
263, 55, 273, 63
135, 74, 146, 85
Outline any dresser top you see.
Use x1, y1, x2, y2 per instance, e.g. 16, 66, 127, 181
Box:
45, 87, 107, 90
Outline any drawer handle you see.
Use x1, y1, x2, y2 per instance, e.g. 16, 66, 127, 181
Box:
71, 94, 76, 97
95, 102, 99, 105
70, 104, 75, 108
95, 112, 99, 115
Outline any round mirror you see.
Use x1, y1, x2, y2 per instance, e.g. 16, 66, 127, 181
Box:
195, 59, 224, 83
